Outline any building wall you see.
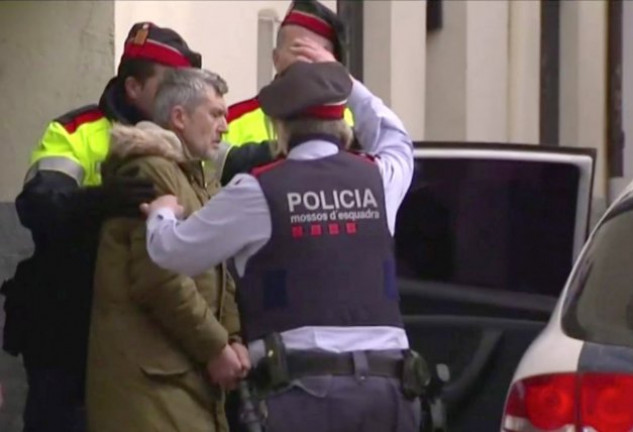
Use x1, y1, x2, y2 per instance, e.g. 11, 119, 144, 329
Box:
425, 0, 518, 143
0, 2, 114, 430
425, 0, 468, 141
0, 0, 115, 279
363, 0, 427, 140
507, 0, 541, 144
0, 1, 115, 204
559, 0, 608, 216
424, 0, 607, 217
465, 0, 510, 142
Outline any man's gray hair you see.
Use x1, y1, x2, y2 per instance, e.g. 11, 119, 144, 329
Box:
153, 68, 228, 127
272, 118, 353, 156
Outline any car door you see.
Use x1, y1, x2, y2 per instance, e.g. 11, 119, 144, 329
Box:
395, 142, 595, 431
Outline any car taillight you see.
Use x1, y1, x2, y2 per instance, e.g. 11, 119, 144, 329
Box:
503, 373, 576, 431
502, 372, 633, 432
582, 373, 633, 431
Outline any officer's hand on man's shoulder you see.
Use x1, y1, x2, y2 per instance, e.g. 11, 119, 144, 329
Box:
100, 172, 158, 219
83, 166, 157, 220
139, 194, 184, 219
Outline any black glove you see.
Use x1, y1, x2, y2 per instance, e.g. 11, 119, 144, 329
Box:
221, 141, 274, 186
75, 167, 157, 219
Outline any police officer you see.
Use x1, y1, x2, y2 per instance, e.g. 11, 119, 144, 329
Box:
224, 0, 352, 147
215, 1, 356, 193
142, 60, 422, 431
4, 22, 201, 432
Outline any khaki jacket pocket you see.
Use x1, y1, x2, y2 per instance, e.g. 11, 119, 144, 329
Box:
135, 345, 194, 377
139, 362, 190, 377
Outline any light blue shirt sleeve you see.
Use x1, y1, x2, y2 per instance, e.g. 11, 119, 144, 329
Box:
347, 80, 414, 234
145, 174, 271, 277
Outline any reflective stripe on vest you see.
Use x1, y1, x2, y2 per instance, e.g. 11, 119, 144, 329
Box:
27, 116, 112, 187
23, 156, 85, 185
225, 106, 355, 147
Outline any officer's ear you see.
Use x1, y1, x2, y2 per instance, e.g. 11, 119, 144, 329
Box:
124, 76, 144, 103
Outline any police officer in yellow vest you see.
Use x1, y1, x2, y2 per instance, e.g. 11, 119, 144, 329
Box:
3, 22, 201, 432
225, 0, 353, 147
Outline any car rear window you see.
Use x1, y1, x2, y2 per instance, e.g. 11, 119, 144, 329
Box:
395, 157, 579, 297
562, 197, 633, 347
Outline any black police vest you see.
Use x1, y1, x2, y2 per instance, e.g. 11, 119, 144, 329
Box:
237, 150, 404, 342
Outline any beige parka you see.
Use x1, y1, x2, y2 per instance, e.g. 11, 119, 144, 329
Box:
86, 121, 240, 432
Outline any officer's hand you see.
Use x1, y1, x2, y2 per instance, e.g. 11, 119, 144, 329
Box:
230, 341, 251, 376
207, 344, 244, 390
140, 195, 184, 219
100, 172, 157, 218
290, 38, 337, 63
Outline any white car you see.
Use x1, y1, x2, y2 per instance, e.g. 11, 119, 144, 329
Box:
501, 182, 633, 432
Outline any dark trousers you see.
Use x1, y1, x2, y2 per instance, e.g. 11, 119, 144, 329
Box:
23, 366, 85, 432
226, 389, 244, 431
262, 376, 421, 432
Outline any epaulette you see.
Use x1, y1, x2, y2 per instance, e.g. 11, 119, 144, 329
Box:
348, 150, 377, 164
251, 158, 286, 177
227, 98, 260, 123
54, 104, 104, 134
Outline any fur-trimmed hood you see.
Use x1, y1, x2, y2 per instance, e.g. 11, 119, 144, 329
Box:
109, 121, 187, 163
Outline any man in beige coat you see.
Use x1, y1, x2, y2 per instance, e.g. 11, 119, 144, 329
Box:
86, 68, 248, 432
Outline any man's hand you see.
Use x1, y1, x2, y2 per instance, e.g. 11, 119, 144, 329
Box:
206, 344, 245, 391
140, 195, 184, 218
290, 37, 337, 63
231, 341, 251, 376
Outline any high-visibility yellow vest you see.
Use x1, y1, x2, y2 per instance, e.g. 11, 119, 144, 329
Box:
26, 105, 112, 187
225, 98, 354, 147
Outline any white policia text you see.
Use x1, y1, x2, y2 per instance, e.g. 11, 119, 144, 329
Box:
287, 189, 381, 223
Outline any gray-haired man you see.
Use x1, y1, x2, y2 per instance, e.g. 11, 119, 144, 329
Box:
86, 67, 249, 432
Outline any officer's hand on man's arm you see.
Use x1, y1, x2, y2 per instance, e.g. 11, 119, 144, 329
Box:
16, 169, 157, 237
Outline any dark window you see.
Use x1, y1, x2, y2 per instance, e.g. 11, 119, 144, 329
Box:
540, 0, 560, 145
395, 157, 579, 296
427, 0, 443, 32
607, 0, 624, 176
562, 196, 633, 348
337, 0, 363, 80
